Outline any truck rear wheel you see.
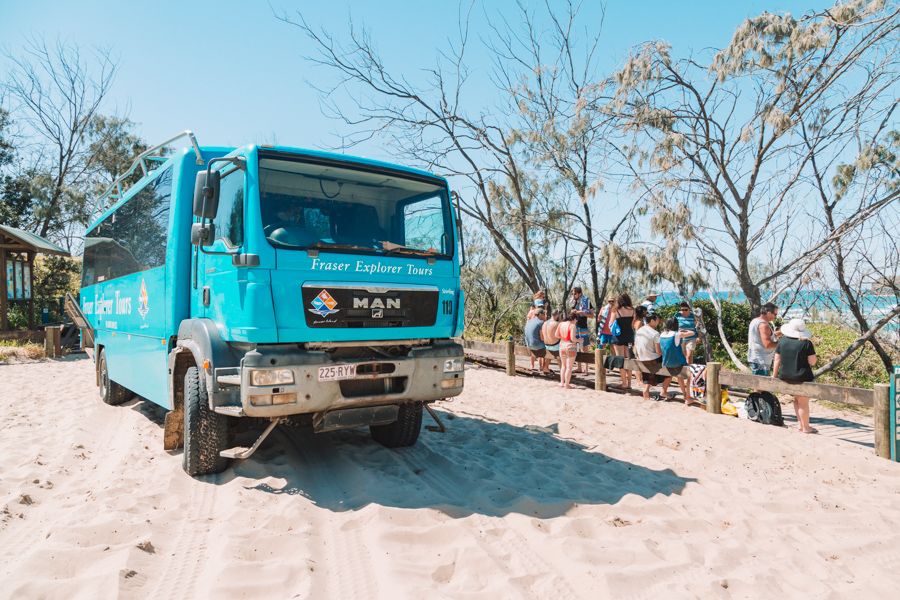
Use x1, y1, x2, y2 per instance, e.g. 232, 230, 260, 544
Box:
370, 402, 423, 448
98, 349, 131, 405
183, 366, 230, 476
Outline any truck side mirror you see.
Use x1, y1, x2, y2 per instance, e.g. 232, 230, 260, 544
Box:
191, 222, 216, 247
451, 190, 466, 267
193, 170, 221, 219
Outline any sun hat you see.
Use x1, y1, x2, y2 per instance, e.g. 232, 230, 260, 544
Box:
781, 318, 811, 340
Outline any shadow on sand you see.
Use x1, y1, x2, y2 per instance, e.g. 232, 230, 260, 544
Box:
207, 409, 698, 519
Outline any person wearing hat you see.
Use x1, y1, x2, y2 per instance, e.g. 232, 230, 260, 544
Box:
771, 318, 818, 434
640, 292, 659, 314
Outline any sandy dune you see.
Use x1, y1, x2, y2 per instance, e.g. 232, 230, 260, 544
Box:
1, 355, 900, 599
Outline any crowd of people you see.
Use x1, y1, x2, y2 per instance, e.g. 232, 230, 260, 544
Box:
522, 289, 820, 433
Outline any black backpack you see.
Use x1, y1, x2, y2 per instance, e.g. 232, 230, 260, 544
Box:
746, 391, 784, 426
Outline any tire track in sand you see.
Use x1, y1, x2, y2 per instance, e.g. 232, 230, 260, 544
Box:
390, 437, 582, 600
149, 473, 218, 600
276, 429, 378, 600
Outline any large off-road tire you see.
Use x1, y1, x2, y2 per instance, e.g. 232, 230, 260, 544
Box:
370, 402, 423, 448
183, 366, 230, 476
98, 349, 131, 405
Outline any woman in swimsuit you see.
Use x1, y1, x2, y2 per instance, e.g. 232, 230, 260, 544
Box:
610, 293, 635, 389
555, 311, 579, 389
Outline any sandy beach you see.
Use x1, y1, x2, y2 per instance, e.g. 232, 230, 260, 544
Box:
2, 354, 900, 599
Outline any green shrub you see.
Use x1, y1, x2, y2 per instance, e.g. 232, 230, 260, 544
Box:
6, 304, 29, 329
808, 323, 892, 388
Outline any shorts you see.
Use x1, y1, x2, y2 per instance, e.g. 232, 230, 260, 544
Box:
598, 333, 613, 346
546, 343, 560, 357
749, 362, 771, 376
682, 338, 697, 353
559, 341, 577, 356
529, 348, 546, 359
636, 358, 662, 385
663, 365, 687, 377
575, 327, 589, 349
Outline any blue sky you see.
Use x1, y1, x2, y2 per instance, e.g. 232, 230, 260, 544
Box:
1, 0, 833, 161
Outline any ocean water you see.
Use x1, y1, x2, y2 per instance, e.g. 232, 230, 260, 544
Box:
656, 290, 899, 335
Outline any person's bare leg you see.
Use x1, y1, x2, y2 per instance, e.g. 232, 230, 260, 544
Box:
564, 352, 574, 388
642, 377, 651, 400
679, 376, 690, 404
662, 376, 672, 399
795, 395, 814, 432
559, 354, 567, 387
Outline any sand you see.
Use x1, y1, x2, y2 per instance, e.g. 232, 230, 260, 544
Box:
1, 354, 900, 599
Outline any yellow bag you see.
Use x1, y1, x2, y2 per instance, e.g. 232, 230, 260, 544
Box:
720, 389, 738, 417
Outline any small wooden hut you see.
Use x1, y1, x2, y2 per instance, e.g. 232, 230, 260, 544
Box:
0, 225, 70, 330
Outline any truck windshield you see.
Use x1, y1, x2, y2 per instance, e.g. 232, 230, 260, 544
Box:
259, 156, 453, 258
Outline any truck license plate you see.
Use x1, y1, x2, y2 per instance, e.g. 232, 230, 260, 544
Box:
317, 364, 357, 382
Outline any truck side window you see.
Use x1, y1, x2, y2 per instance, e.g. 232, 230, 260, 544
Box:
402, 196, 444, 252
214, 166, 244, 248
82, 166, 172, 287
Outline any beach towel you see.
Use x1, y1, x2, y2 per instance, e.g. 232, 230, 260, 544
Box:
604, 355, 625, 370
688, 364, 706, 400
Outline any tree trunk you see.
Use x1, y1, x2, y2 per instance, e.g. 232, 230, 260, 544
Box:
581, 198, 600, 310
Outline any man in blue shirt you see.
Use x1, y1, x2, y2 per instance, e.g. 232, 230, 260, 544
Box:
675, 302, 698, 363
571, 287, 592, 373
524, 310, 548, 372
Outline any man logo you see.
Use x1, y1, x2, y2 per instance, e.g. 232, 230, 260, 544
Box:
371, 308, 384, 319
352, 297, 400, 309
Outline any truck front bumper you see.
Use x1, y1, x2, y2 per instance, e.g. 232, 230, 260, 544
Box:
218, 341, 464, 418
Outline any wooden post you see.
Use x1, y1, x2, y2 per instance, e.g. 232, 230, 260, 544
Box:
506, 337, 516, 377
706, 362, 722, 414
44, 325, 61, 358
595, 348, 606, 391
874, 383, 891, 459
0, 247, 7, 330
27, 252, 35, 330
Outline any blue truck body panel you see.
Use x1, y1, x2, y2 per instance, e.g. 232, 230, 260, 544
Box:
81, 143, 464, 412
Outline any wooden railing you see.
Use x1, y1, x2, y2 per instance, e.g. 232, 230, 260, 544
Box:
462, 338, 893, 459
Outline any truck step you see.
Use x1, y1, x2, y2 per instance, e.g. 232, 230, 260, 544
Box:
216, 374, 241, 386
213, 406, 244, 417
218, 417, 283, 460
220, 446, 251, 459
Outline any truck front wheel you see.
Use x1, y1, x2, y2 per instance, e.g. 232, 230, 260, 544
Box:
183, 366, 230, 476
98, 349, 131, 406
370, 402, 423, 448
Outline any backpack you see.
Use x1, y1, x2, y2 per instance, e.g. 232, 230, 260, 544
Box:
745, 391, 784, 426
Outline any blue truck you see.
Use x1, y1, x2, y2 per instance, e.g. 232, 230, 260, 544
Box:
73, 131, 465, 476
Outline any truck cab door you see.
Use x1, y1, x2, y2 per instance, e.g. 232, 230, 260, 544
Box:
194, 162, 247, 323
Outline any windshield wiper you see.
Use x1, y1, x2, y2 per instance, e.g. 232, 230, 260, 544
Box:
307, 242, 376, 252
379, 241, 439, 257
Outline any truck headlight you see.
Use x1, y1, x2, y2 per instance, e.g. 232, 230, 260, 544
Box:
443, 358, 464, 373
250, 369, 294, 386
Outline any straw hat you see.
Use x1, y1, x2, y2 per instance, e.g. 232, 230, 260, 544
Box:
781, 318, 811, 340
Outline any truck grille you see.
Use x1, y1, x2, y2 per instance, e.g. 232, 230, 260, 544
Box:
302, 286, 438, 329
